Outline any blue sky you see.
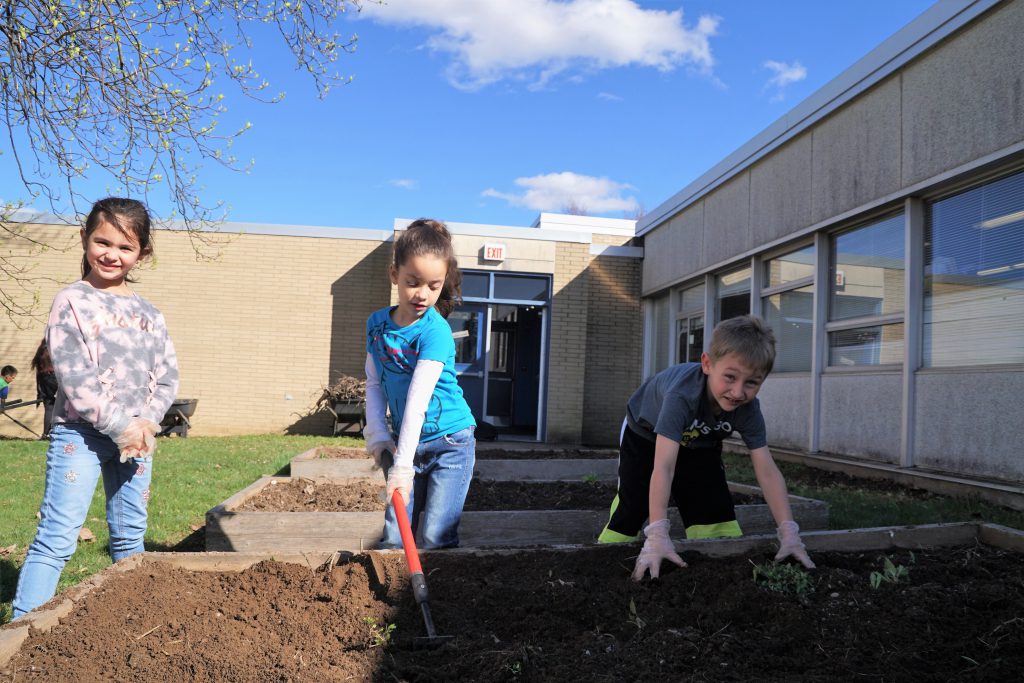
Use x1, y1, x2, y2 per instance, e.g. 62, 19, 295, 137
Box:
9, 0, 939, 230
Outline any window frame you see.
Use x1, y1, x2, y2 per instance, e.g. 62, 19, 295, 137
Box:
825, 212, 906, 369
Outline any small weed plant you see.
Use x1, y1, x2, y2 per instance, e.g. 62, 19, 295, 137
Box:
363, 616, 396, 647
751, 561, 815, 596
581, 473, 600, 485
869, 556, 910, 589
627, 598, 646, 630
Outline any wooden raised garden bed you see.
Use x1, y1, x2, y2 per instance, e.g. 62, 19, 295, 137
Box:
290, 445, 619, 481
205, 476, 829, 553
3, 523, 1022, 681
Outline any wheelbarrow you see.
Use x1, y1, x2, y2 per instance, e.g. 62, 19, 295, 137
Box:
159, 398, 198, 437
328, 400, 366, 435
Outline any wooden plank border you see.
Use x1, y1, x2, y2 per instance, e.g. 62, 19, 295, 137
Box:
5, 522, 1022, 670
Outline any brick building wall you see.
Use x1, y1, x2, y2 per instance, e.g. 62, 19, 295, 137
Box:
582, 251, 642, 445
545, 241, 591, 443
0, 223, 392, 436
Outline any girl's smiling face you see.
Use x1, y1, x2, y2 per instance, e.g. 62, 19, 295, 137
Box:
81, 218, 145, 292
390, 253, 448, 326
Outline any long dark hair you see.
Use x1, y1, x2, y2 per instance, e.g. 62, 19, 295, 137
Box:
81, 197, 155, 281
393, 218, 462, 318
31, 338, 53, 374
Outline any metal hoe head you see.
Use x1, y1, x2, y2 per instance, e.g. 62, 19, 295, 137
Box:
412, 600, 454, 649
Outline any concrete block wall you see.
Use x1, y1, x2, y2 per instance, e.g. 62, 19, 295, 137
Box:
0, 223, 392, 436
643, 0, 1024, 295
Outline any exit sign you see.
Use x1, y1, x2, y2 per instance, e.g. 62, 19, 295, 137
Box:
483, 243, 506, 261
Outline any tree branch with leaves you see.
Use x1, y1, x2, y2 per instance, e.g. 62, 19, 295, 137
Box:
0, 0, 368, 319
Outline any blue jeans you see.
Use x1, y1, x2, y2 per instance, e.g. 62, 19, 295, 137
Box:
12, 423, 153, 619
380, 426, 475, 550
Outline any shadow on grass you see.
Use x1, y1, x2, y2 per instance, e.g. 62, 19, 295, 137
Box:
147, 526, 206, 553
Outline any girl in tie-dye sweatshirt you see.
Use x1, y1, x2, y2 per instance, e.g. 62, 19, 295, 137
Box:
12, 198, 179, 619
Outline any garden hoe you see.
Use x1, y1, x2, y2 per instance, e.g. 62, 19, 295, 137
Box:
391, 490, 455, 649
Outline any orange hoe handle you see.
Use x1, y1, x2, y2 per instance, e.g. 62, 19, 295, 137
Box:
390, 489, 452, 646
392, 490, 422, 573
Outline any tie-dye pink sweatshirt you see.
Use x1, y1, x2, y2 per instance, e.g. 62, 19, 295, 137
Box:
47, 280, 179, 441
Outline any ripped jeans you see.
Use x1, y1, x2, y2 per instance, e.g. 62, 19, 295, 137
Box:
380, 426, 475, 550
12, 423, 152, 619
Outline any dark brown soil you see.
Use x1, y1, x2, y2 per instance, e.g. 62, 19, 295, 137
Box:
4, 544, 1021, 682
474, 447, 617, 460
312, 446, 616, 460
235, 478, 385, 512
315, 446, 372, 459
235, 479, 761, 512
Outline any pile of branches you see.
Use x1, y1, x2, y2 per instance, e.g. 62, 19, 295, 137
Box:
315, 375, 366, 410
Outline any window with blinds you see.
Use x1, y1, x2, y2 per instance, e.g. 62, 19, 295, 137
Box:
924, 170, 1024, 366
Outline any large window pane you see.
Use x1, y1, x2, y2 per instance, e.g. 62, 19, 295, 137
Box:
716, 267, 750, 322
924, 170, 1024, 366
449, 310, 482, 366
764, 286, 813, 372
493, 274, 549, 302
462, 272, 489, 299
677, 283, 705, 314
829, 323, 904, 367
831, 215, 904, 321
676, 315, 704, 364
764, 244, 814, 288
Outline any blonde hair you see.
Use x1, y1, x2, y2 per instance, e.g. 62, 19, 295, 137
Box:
708, 315, 776, 375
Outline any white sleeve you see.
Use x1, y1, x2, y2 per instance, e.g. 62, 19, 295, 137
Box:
393, 359, 444, 469
363, 353, 390, 446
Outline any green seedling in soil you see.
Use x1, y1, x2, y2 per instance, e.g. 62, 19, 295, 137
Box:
869, 556, 910, 589
363, 616, 396, 647
627, 598, 647, 631
581, 473, 600, 485
751, 560, 815, 596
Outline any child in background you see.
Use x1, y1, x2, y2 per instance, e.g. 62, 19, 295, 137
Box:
12, 197, 179, 619
364, 218, 477, 549
598, 315, 815, 580
32, 340, 58, 437
0, 365, 18, 408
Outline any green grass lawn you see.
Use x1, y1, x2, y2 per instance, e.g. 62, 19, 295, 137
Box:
0, 434, 362, 623
722, 452, 1024, 531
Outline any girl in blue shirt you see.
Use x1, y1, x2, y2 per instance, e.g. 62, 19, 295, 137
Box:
364, 219, 477, 549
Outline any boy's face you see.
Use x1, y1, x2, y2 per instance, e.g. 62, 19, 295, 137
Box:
2, 373, 15, 383
701, 352, 764, 415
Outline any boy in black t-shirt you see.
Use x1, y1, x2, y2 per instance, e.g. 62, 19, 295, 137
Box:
598, 315, 815, 579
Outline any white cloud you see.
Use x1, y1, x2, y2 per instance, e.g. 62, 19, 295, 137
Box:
389, 178, 419, 190
482, 172, 638, 214
597, 91, 623, 102
362, 0, 720, 90
762, 59, 806, 102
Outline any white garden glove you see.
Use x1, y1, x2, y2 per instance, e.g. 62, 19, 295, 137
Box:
366, 438, 397, 470
631, 519, 687, 580
385, 464, 415, 506
114, 418, 159, 463
774, 520, 816, 569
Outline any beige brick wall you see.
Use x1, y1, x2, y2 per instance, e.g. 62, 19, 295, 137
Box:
0, 223, 392, 436
582, 253, 643, 445
1, 222, 643, 442
545, 242, 590, 443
